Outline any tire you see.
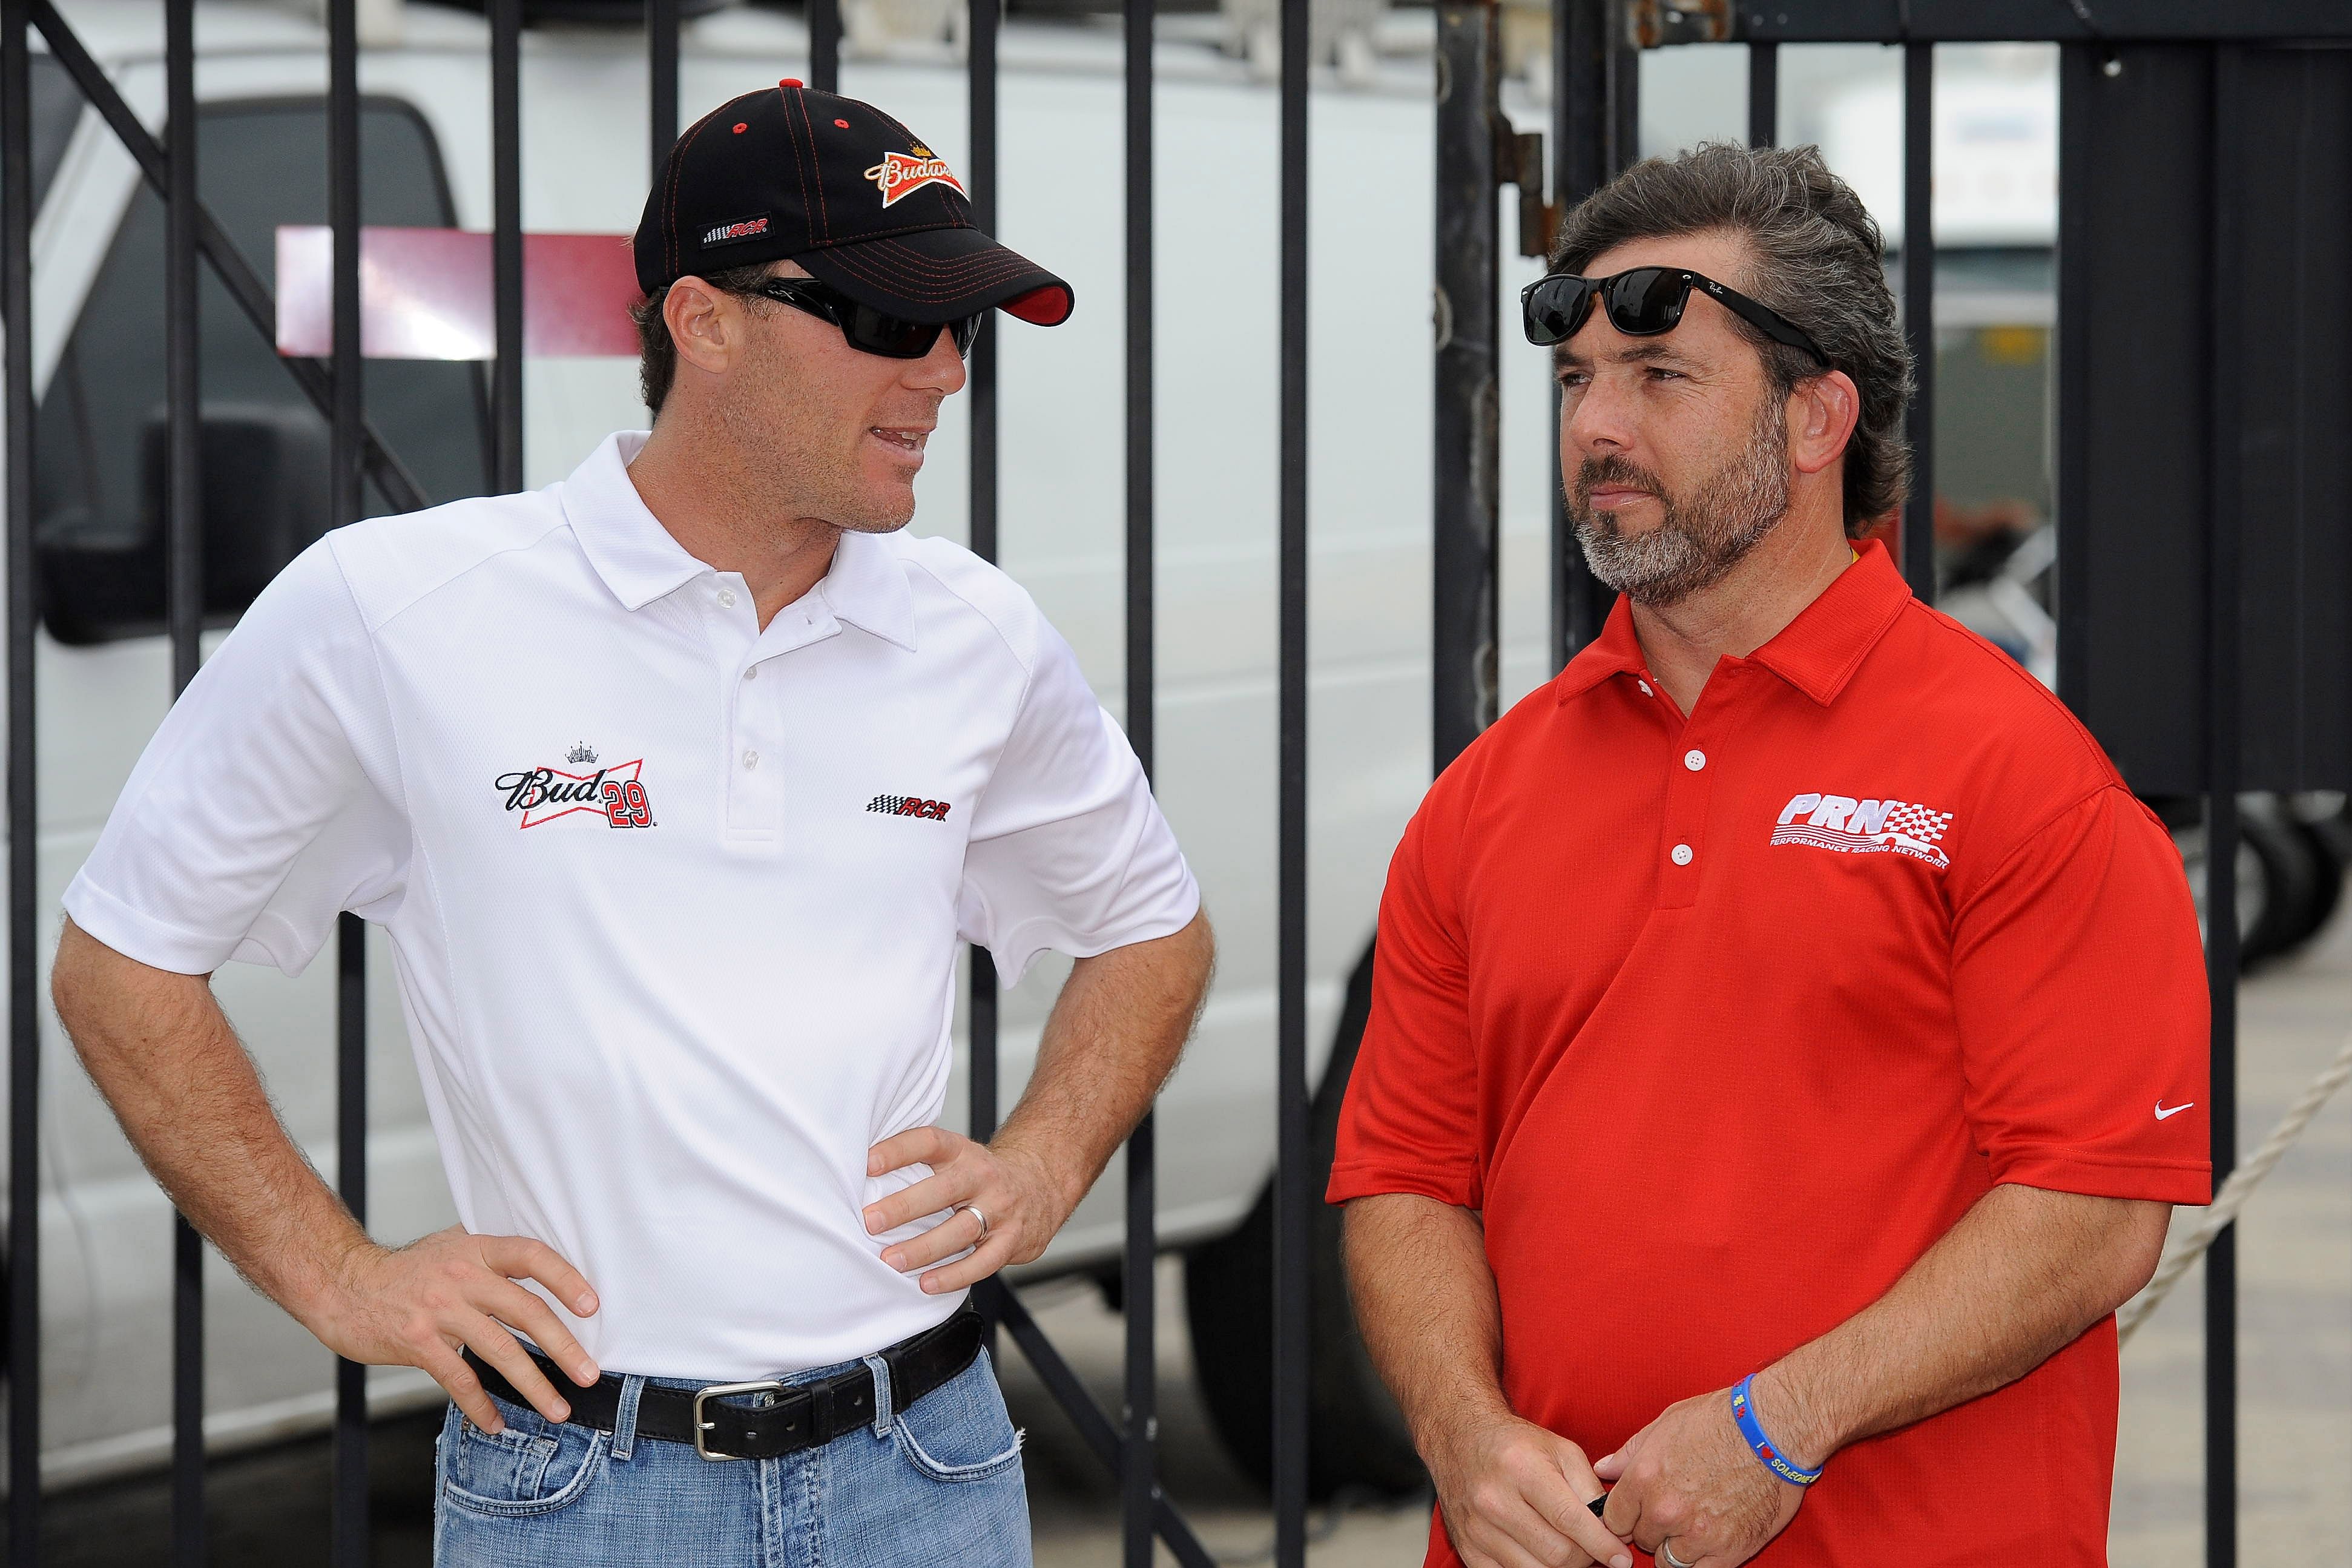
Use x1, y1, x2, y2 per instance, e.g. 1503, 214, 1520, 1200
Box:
2241, 813, 2322, 967
1182, 944, 1427, 1500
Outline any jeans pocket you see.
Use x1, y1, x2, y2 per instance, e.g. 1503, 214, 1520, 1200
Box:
441, 1395, 608, 1518
891, 1352, 1024, 1483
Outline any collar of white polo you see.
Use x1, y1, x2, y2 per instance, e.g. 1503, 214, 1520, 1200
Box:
561, 430, 917, 652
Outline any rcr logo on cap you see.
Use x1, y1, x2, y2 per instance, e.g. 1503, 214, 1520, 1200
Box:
702, 215, 771, 246
863, 151, 964, 208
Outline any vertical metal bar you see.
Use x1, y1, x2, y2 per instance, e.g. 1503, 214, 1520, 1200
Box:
331, 921, 367, 1568
2053, 44, 2092, 715
1546, 0, 1570, 674
164, 0, 205, 1559
2, 0, 38, 1556
1746, 40, 1776, 148
492, 0, 524, 493
1273, 0, 1309, 1555
1434, 1, 1499, 771
964, 0, 1000, 1357
1553, 0, 1613, 665
647, 0, 679, 184
1120, 0, 1156, 1561
810, 0, 841, 93
327, 1, 369, 1561
1604, 0, 1637, 177
2202, 53, 2241, 1568
1900, 42, 1935, 602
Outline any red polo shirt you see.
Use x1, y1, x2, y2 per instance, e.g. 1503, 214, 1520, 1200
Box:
1329, 542, 2210, 1568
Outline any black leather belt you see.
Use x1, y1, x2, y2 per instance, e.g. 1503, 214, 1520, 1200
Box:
461, 1305, 984, 1461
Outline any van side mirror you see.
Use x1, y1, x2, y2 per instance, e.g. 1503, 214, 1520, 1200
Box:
39, 404, 331, 646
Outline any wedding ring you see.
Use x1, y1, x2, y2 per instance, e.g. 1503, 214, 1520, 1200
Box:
1659, 1543, 1697, 1568
960, 1205, 990, 1240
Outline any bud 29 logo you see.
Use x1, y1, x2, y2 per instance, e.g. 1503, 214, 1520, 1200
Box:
493, 743, 657, 830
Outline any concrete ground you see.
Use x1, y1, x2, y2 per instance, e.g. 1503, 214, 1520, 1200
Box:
19, 913, 2350, 1564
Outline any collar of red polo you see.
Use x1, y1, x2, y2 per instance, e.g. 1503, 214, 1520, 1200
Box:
1552, 536, 1914, 708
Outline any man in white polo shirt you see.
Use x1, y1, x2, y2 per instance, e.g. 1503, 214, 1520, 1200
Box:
50, 82, 1211, 1565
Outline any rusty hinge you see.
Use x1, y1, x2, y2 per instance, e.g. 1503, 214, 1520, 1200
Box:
1494, 120, 1558, 260
1630, 0, 1734, 49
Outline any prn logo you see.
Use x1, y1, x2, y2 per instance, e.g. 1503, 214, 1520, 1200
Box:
1770, 791, 1951, 869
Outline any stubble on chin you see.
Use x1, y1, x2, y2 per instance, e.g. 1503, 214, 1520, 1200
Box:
1568, 400, 1791, 608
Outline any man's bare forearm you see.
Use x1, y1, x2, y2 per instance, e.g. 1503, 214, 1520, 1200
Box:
1343, 1192, 1513, 1452
1751, 1182, 2170, 1468
989, 909, 1214, 1213
50, 917, 366, 1329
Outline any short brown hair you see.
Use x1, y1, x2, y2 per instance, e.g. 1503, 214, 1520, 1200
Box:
1550, 142, 1914, 537
629, 262, 784, 417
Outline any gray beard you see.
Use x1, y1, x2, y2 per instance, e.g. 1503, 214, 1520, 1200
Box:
1570, 400, 1793, 608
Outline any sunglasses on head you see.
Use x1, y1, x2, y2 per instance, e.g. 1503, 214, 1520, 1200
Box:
1521, 265, 1833, 371
735, 275, 983, 361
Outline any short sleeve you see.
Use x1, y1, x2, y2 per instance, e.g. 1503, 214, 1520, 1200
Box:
954, 616, 1197, 986
1326, 794, 1483, 1209
1949, 785, 2211, 1203
61, 537, 409, 977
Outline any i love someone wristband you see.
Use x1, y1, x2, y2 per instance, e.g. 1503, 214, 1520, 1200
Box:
1730, 1375, 1823, 1486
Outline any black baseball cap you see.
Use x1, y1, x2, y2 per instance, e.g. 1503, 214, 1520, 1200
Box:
633, 80, 1073, 329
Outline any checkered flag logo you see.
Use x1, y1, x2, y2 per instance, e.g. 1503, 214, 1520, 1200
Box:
1882, 802, 1953, 845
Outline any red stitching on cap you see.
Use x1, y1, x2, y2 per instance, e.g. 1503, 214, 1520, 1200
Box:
834, 119, 850, 128
666, 100, 732, 280
733, 122, 748, 133
789, 91, 831, 239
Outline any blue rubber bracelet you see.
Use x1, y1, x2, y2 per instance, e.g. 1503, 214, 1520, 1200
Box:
1730, 1376, 1823, 1486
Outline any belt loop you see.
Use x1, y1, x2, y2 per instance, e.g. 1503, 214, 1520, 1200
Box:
611, 1374, 647, 1463
860, 1352, 895, 1438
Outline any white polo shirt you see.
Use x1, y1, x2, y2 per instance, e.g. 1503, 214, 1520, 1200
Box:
63, 429, 1199, 1380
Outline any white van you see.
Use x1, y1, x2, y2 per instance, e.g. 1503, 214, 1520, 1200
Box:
17, 0, 1583, 1495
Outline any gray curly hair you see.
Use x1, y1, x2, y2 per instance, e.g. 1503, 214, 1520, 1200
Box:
1550, 142, 1915, 537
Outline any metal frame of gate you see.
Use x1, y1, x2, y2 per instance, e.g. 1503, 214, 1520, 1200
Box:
3, 0, 2350, 1566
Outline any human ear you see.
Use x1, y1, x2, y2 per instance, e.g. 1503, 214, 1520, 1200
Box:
664, 277, 735, 377
1789, 369, 1861, 478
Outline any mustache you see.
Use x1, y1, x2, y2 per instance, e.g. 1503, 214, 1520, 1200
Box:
1572, 454, 1664, 508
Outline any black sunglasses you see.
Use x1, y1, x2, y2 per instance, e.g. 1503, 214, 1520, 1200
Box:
1521, 266, 1833, 371
735, 275, 983, 361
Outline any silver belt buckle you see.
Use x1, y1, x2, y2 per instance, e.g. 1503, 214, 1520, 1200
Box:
693, 1379, 786, 1461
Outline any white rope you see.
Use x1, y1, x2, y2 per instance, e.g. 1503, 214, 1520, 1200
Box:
2116, 1026, 2352, 1347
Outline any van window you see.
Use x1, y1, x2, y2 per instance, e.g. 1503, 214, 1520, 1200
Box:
34, 97, 490, 645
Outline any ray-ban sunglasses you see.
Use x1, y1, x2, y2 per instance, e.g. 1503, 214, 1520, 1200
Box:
733, 275, 983, 361
1521, 265, 1833, 371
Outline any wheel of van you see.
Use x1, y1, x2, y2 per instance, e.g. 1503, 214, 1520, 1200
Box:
2177, 822, 2265, 954
2241, 816, 2322, 966
1182, 946, 1427, 1500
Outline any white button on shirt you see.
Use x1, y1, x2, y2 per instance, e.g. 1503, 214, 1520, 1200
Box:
62, 430, 1200, 1381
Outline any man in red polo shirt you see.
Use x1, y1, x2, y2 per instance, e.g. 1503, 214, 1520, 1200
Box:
1330, 144, 2210, 1568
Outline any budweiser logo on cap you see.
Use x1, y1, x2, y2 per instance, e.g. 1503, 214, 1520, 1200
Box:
863, 151, 964, 209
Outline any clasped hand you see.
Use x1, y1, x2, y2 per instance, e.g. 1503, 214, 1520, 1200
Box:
1431, 1389, 1808, 1568
1590, 1388, 1807, 1567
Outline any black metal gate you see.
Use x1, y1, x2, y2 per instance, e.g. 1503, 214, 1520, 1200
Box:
4, 1, 2350, 1566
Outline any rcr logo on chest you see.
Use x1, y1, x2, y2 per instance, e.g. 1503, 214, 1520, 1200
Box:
1770, 791, 1954, 870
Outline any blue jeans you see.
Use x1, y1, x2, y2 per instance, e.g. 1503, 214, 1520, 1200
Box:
432, 1344, 1030, 1566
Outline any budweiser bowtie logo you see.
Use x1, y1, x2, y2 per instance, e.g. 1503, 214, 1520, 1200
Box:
864, 150, 964, 208
494, 753, 657, 830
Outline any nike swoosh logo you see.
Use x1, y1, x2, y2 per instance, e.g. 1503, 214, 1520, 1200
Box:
2155, 1100, 2195, 1121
